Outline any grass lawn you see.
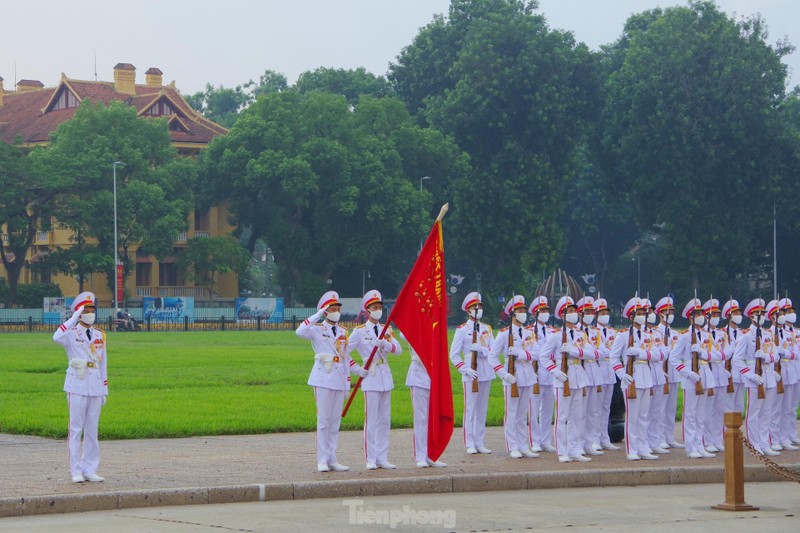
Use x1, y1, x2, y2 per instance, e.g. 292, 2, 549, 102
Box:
1, 330, 515, 439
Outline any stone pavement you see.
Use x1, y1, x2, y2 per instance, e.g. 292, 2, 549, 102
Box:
1, 425, 798, 518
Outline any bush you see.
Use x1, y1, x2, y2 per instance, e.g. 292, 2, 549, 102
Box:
0, 277, 8, 306
15, 282, 62, 308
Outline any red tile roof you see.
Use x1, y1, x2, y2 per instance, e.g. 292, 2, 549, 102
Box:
0, 75, 226, 147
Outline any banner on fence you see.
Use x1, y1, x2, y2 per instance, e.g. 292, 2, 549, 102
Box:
44, 297, 74, 324
234, 297, 284, 323
143, 297, 194, 322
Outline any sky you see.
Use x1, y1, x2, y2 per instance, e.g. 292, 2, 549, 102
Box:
1, 0, 797, 96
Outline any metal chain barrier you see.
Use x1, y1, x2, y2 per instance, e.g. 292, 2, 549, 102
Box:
738, 431, 800, 483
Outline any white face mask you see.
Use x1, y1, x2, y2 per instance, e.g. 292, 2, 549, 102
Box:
582, 314, 594, 325
538, 312, 550, 323
694, 316, 705, 327
666, 314, 675, 324
633, 314, 646, 326
514, 312, 527, 324
710, 316, 720, 327
777, 315, 786, 325
730, 314, 743, 325
326, 311, 341, 323
646, 313, 657, 324
755, 315, 767, 326
369, 309, 383, 321
565, 312, 579, 324
786, 313, 797, 324
81, 313, 96, 325
597, 314, 610, 326
472, 308, 483, 320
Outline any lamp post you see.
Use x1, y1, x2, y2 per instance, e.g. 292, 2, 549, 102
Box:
112, 161, 124, 319
362, 269, 371, 295
419, 176, 432, 253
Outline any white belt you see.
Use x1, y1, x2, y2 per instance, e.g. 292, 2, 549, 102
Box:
315, 353, 339, 373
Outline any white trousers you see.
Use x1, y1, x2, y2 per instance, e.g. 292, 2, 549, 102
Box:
744, 386, 773, 451
598, 384, 615, 447
410, 386, 430, 462
554, 386, 585, 456
704, 386, 733, 448
583, 385, 602, 450
732, 382, 746, 415
461, 381, 491, 449
777, 383, 797, 444
765, 387, 781, 446
503, 385, 532, 453
648, 385, 668, 447
314, 387, 345, 465
67, 393, 103, 477
623, 387, 652, 456
682, 387, 710, 454
363, 390, 391, 463
663, 382, 681, 444
791, 382, 800, 441
529, 385, 555, 448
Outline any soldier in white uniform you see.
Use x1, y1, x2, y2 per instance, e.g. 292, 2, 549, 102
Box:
782, 299, 800, 446
732, 298, 781, 455
776, 298, 800, 450
593, 298, 620, 451
449, 292, 494, 455
722, 298, 747, 415
405, 341, 447, 468
538, 296, 591, 463
656, 297, 684, 449
53, 291, 108, 483
488, 295, 539, 459
527, 296, 557, 453
702, 298, 730, 453
346, 290, 402, 470
670, 298, 717, 459
576, 296, 604, 456
642, 298, 669, 455
296, 291, 367, 472
611, 296, 658, 461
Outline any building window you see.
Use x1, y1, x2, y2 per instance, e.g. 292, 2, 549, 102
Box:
144, 100, 175, 116
194, 209, 209, 231
51, 87, 80, 110
159, 263, 178, 286
136, 263, 151, 286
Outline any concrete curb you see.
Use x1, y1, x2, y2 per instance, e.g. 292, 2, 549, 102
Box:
0, 464, 786, 518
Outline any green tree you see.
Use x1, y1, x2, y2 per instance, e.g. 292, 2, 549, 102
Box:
186, 70, 289, 127
32, 100, 194, 296
296, 67, 392, 104
178, 236, 250, 300
599, 1, 794, 299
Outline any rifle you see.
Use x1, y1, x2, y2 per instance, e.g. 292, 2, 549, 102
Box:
774, 325, 785, 395
663, 320, 671, 394
594, 325, 602, 393
579, 321, 587, 398
691, 298, 704, 396
755, 316, 765, 400
471, 311, 480, 393
626, 321, 637, 399
532, 317, 540, 395
508, 322, 519, 398
561, 323, 571, 397
724, 321, 734, 394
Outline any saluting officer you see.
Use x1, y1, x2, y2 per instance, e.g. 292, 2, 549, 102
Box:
656, 296, 684, 449
53, 292, 108, 484
488, 295, 539, 459
296, 291, 366, 472
527, 296, 557, 453
347, 290, 402, 470
449, 292, 494, 455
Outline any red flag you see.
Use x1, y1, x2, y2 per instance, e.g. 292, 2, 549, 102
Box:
385, 216, 452, 461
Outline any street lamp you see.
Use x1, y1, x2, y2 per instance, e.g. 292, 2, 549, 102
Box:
419, 176, 432, 253
112, 161, 124, 320
362, 269, 371, 295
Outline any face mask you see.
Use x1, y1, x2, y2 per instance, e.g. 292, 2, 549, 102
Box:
565, 312, 579, 324
81, 313, 96, 325
710, 316, 720, 327
756, 315, 767, 326
777, 315, 786, 325
514, 312, 527, 324
694, 316, 705, 327
369, 309, 383, 321
633, 314, 646, 326
582, 314, 594, 325
730, 315, 743, 325
326, 311, 340, 323
666, 315, 675, 324
473, 308, 484, 320
538, 312, 550, 323
597, 314, 610, 326
786, 313, 797, 324
646, 313, 657, 324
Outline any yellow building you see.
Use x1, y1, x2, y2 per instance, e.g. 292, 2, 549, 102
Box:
0, 63, 237, 306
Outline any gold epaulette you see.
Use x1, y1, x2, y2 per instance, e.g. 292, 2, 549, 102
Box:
486, 325, 493, 332
354, 324, 365, 329
500, 326, 510, 332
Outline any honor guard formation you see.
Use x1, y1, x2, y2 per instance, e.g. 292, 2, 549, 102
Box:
54, 289, 800, 480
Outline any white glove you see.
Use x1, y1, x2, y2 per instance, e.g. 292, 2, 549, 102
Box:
746, 373, 764, 386
754, 349, 766, 359
507, 346, 520, 357
690, 343, 702, 355
516, 350, 531, 362
773, 370, 782, 382
686, 371, 701, 383
469, 342, 482, 353
724, 369, 732, 379
358, 367, 369, 378
625, 346, 641, 358
776, 347, 788, 358
662, 371, 670, 381
309, 309, 325, 323
459, 366, 479, 380
709, 350, 723, 362
619, 373, 634, 386
70, 305, 85, 321
561, 343, 580, 357
379, 338, 393, 352
552, 370, 568, 382
502, 373, 517, 385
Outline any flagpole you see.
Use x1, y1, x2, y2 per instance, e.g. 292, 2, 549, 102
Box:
342, 204, 449, 418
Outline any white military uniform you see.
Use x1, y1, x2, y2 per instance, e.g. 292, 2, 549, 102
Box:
594, 316, 619, 449
296, 291, 363, 469
703, 324, 731, 451
658, 320, 683, 447
786, 321, 800, 445
347, 302, 402, 466
528, 316, 557, 451
406, 346, 433, 464
52, 292, 108, 479
583, 322, 614, 452
450, 317, 494, 452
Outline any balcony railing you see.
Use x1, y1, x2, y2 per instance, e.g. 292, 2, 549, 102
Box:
176, 231, 187, 242
194, 231, 210, 238
35, 231, 51, 243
